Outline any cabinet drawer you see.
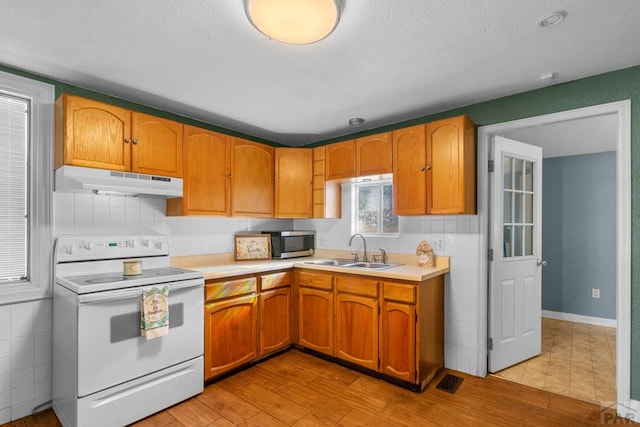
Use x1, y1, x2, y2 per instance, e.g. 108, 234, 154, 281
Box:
336, 276, 378, 298
260, 271, 291, 291
382, 282, 416, 304
298, 271, 333, 290
206, 276, 257, 301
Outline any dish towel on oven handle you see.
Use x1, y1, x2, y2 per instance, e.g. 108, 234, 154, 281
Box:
141, 285, 169, 339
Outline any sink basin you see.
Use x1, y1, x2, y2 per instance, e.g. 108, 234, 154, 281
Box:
343, 262, 401, 270
304, 259, 402, 270
303, 259, 354, 266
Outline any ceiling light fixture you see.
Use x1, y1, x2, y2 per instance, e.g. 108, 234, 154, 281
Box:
348, 117, 365, 127
243, 0, 341, 45
537, 10, 567, 27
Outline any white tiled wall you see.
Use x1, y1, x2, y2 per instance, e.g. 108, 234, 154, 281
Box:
295, 184, 482, 375
2, 186, 483, 422
0, 300, 53, 424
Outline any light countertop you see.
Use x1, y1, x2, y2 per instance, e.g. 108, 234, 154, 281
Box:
171, 250, 449, 282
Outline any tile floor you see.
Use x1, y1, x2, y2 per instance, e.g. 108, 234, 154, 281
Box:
494, 317, 617, 405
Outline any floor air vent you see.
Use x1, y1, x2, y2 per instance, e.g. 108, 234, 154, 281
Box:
436, 373, 464, 394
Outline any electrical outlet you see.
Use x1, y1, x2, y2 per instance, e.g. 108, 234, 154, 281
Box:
592, 288, 600, 299
431, 237, 445, 251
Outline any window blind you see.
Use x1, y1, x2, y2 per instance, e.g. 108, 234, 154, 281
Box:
0, 94, 28, 282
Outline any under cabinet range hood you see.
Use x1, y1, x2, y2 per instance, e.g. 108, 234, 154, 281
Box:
55, 165, 183, 198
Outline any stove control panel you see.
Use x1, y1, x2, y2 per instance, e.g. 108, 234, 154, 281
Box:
55, 235, 170, 263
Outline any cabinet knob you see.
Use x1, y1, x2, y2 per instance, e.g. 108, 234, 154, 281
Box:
227, 173, 232, 179
132, 139, 139, 145
124, 138, 132, 144
420, 165, 432, 171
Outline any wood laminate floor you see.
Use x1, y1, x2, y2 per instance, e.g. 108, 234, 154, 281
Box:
494, 317, 617, 405
3, 348, 635, 426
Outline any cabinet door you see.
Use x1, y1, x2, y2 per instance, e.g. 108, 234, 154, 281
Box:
298, 287, 333, 355
392, 124, 427, 215
380, 300, 416, 383
167, 126, 230, 216
131, 112, 183, 177
325, 140, 356, 181
55, 94, 131, 171
204, 294, 258, 380
259, 287, 291, 356
356, 132, 392, 176
335, 293, 378, 370
231, 138, 274, 217
274, 148, 312, 218
426, 115, 476, 214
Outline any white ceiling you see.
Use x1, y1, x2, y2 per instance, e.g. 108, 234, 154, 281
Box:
2, 1, 640, 146
503, 113, 618, 158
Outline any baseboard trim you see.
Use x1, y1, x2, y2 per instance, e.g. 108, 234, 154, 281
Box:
617, 399, 640, 422
542, 310, 616, 328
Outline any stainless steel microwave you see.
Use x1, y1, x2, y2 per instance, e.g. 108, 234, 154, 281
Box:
262, 230, 315, 259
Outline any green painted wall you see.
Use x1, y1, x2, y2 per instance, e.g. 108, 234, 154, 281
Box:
2, 61, 639, 399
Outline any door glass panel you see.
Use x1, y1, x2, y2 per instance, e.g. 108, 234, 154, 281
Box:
525, 193, 533, 223
503, 191, 512, 223
513, 225, 523, 257
525, 161, 533, 191
502, 154, 536, 258
503, 157, 512, 190
503, 225, 512, 257
524, 226, 533, 256
514, 193, 523, 223
514, 159, 523, 190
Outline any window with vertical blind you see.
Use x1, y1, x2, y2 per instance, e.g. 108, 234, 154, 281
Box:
0, 70, 53, 303
0, 94, 29, 282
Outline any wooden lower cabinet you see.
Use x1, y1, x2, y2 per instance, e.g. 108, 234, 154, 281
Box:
204, 293, 258, 381
297, 270, 334, 356
334, 276, 379, 371
204, 270, 292, 381
380, 299, 416, 382
294, 269, 445, 391
259, 287, 291, 356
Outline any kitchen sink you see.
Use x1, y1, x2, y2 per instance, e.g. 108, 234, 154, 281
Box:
303, 259, 402, 270
342, 262, 401, 270
303, 259, 354, 266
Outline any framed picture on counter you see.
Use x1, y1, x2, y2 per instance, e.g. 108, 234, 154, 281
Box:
234, 233, 271, 261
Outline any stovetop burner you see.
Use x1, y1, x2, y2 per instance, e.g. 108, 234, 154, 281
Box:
56, 266, 201, 294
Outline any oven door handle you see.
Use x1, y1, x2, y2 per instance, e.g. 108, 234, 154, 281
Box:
78, 278, 203, 305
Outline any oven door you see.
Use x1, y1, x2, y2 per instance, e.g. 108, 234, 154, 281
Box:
76, 278, 203, 397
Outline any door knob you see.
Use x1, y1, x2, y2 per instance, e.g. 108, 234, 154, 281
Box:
537, 259, 547, 267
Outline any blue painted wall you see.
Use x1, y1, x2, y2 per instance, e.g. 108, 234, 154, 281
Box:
542, 152, 616, 319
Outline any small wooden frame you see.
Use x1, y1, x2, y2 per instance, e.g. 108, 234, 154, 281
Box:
234, 234, 271, 261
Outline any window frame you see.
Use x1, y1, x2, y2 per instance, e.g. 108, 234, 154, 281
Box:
351, 180, 398, 237
0, 70, 54, 304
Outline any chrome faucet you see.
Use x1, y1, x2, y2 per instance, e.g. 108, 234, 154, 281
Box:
378, 248, 387, 264
348, 233, 368, 262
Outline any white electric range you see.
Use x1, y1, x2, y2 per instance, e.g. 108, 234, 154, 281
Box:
52, 234, 204, 427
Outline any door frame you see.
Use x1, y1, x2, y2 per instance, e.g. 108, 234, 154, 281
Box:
476, 100, 631, 409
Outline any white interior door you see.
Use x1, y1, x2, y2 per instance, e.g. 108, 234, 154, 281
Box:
488, 135, 544, 373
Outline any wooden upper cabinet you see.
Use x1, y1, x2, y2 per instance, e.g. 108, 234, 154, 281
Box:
167, 126, 230, 216
392, 124, 428, 215
356, 132, 392, 176
325, 140, 356, 180
274, 148, 313, 218
393, 116, 476, 216
55, 94, 131, 171
231, 138, 274, 217
426, 115, 476, 214
131, 112, 183, 178
55, 94, 183, 178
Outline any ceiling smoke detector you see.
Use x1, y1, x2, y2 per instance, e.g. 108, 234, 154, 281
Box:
537, 10, 567, 27
348, 117, 365, 127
